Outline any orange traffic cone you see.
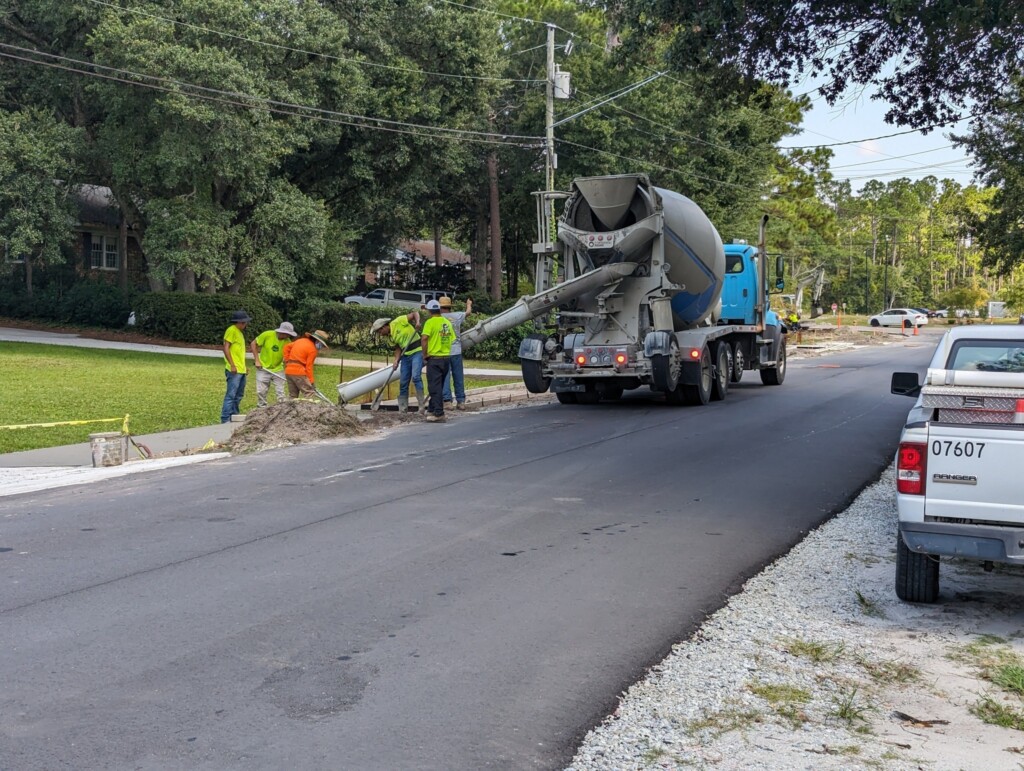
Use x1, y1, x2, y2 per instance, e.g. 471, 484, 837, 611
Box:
914, 323, 919, 336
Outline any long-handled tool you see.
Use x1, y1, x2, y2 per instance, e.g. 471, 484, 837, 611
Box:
370, 360, 400, 411
265, 368, 336, 407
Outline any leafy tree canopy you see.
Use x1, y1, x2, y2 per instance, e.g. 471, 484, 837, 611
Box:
622, 0, 1023, 129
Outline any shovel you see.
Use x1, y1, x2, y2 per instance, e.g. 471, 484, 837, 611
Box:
370, 360, 400, 412
265, 368, 336, 407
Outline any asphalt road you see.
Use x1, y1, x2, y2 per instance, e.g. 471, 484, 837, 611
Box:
0, 338, 933, 770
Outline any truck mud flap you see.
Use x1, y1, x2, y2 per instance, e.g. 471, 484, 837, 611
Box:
551, 377, 584, 393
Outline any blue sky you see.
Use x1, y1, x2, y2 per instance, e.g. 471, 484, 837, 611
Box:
782, 80, 978, 190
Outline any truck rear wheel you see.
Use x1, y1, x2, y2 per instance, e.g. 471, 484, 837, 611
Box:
710, 343, 729, 402
576, 386, 601, 405
598, 384, 624, 402
759, 337, 787, 385
651, 341, 680, 393
682, 346, 712, 405
730, 343, 744, 383
556, 392, 578, 404
520, 335, 551, 393
895, 535, 939, 603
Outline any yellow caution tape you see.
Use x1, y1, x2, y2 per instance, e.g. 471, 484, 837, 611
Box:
0, 415, 126, 431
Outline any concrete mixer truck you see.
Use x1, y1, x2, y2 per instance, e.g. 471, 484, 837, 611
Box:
518, 173, 787, 405
338, 173, 785, 406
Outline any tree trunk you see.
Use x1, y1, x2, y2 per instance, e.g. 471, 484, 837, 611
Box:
176, 268, 197, 293
472, 209, 488, 290
24, 257, 33, 297
118, 215, 129, 291
433, 223, 442, 267
487, 152, 502, 302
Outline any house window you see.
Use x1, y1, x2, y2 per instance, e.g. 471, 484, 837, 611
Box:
4, 243, 25, 263
89, 234, 120, 271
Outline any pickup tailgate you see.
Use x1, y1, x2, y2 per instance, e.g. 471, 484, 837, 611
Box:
925, 423, 1024, 524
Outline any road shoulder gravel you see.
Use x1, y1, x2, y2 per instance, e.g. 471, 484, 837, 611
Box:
568, 467, 1024, 770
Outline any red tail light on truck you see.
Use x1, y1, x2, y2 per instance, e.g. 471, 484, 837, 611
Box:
897, 442, 927, 495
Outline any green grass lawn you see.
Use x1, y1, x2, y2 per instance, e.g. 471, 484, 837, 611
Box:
0, 343, 515, 454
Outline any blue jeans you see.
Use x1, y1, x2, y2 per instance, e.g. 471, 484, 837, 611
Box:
442, 353, 465, 403
221, 370, 247, 423
399, 350, 423, 396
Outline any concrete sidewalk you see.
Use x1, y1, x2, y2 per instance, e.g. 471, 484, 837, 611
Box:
0, 326, 518, 378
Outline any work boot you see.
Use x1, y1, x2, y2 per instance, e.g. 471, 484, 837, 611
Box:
455, 402, 466, 411
397, 394, 409, 413
414, 386, 426, 413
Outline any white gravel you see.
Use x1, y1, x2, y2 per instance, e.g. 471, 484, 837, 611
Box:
568, 466, 1024, 770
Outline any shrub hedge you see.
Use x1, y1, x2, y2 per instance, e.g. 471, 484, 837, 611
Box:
293, 299, 533, 361
134, 293, 280, 344
0, 280, 134, 328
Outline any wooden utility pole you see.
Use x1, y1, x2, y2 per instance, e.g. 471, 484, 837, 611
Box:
487, 151, 502, 301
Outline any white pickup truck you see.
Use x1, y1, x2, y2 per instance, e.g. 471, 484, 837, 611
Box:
891, 325, 1024, 602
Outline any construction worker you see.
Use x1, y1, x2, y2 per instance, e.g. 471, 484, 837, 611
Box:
250, 321, 297, 407
370, 310, 424, 412
221, 309, 250, 423
420, 300, 456, 422
283, 329, 330, 399
440, 296, 472, 410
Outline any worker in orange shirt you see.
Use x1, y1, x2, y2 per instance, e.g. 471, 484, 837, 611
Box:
282, 329, 330, 398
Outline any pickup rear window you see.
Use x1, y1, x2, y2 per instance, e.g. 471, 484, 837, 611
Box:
947, 340, 1024, 373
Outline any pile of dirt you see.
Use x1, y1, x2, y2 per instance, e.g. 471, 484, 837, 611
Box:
229, 400, 368, 453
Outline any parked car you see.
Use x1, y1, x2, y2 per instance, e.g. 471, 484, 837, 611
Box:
344, 288, 451, 309
929, 309, 948, 318
912, 308, 931, 317
868, 308, 928, 327
890, 325, 1024, 602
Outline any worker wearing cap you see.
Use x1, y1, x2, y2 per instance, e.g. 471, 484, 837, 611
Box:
440, 296, 472, 410
221, 309, 251, 423
283, 329, 330, 399
370, 310, 424, 412
250, 321, 297, 407
420, 300, 456, 422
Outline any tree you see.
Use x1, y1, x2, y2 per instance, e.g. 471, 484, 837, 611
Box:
954, 82, 1024, 273
622, 0, 1023, 128
0, 108, 83, 295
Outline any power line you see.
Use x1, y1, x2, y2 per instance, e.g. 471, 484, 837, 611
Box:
827, 144, 957, 169
80, 0, 543, 84
0, 43, 543, 147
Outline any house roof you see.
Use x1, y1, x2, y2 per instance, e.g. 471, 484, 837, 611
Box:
73, 184, 121, 228
398, 239, 471, 265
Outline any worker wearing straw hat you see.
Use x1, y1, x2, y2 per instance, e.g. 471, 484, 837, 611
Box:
250, 321, 297, 407
283, 329, 331, 399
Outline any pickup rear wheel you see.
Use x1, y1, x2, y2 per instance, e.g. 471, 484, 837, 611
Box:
895, 535, 939, 603
710, 343, 729, 402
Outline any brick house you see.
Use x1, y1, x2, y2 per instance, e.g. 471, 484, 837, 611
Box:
73, 185, 147, 288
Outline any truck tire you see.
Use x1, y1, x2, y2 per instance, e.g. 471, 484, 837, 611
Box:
682, 346, 712, 405
556, 392, 578, 404
520, 335, 551, 393
710, 343, 729, 402
759, 336, 787, 385
895, 535, 939, 603
730, 342, 744, 383
576, 386, 601, 405
651, 341, 680, 393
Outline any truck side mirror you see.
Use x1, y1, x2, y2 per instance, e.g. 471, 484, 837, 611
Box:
890, 371, 922, 397
774, 255, 784, 291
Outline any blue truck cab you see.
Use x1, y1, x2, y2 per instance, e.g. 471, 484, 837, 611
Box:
720, 242, 777, 327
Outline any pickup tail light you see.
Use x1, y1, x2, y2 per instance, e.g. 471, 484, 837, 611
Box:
897, 442, 927, 495
1015, 400, 1024, 425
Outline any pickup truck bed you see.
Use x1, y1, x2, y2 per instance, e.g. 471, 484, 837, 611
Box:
892, 326, 1024, 602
